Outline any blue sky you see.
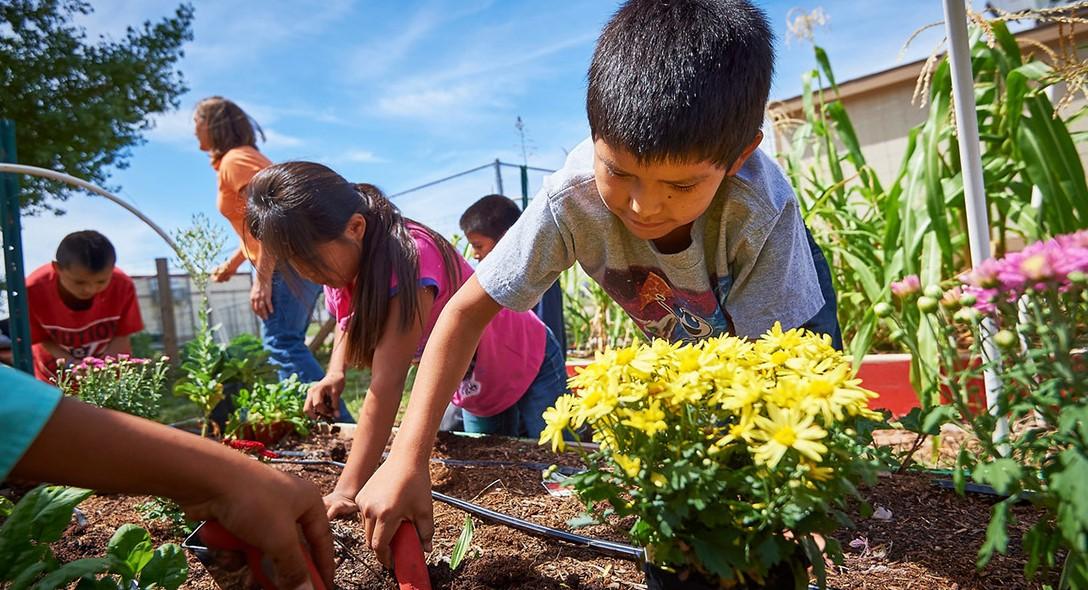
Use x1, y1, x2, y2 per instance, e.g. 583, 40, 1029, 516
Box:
18, 0, 986, 275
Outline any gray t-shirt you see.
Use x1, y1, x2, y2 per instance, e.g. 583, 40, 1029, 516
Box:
476, 138, 824, 342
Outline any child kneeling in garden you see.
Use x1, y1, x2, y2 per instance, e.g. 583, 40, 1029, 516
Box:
243, 162, 567, 519
349, 0, 843, 566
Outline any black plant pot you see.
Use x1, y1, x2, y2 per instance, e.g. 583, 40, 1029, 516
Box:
643, 560, 806, 590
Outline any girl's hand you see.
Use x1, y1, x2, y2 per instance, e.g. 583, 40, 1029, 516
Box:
306, 373, 346, 419
357, 459, 434, 568
251, 276, 275, 320
210, 260, 236, 283
323, 489, 359, 520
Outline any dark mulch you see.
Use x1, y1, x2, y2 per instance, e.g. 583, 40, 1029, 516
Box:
13, 431, 1060, 589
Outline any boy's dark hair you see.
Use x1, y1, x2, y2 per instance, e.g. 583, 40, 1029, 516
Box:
587, 0, 774, 169
55, 230, 116, 272
459, 194, 522, 240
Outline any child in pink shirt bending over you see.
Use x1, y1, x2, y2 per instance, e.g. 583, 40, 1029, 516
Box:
244, 161, 566, 520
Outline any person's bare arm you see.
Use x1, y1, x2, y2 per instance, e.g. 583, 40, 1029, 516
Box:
357, 276, 501, 565
40, 340, 73, 366
324, 289, 433, 519
12, 397, 335, 589
101, 334, 132, 357
211, 248, 247, 283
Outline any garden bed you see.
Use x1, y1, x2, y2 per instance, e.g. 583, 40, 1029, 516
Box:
32, 432, 1059, 589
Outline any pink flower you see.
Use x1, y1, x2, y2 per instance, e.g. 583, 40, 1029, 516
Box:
890, 275, 921, 298
964, 259, 1002, 289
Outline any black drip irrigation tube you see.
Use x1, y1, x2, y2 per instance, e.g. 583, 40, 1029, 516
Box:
269, 458, 831, 590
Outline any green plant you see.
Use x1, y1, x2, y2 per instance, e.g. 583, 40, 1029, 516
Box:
886, 230, 1088, 588
541, 326, 882, 588
774, 9, 1088, 361
54, 355, 170, 419
172, 214, 228, 436
225, 374, 312, 438
135, 497, 193, 537
449, 516, 475, 571
0, 486, 188, 589
561, 265, 640, 355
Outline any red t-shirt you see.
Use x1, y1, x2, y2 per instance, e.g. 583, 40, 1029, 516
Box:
27, 264, 144, 382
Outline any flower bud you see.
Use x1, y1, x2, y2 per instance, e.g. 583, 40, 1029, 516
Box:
873, 302, 893, 318
917, 296, 939, 314
890, 328, 906, 342
953, 308, 979, 324
959, 293, 977, 308
994, 330, 1017, 349
924, 285, 944, 299
1017, 323, 1035, 335
1037, 325, 1051, 336
1069, 271, 1087, 285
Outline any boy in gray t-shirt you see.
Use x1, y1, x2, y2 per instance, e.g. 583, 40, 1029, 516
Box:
352, 0, 840, 563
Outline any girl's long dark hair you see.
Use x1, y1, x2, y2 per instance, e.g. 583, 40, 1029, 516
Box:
194, 96, 265, 166
245, 161, 462, 367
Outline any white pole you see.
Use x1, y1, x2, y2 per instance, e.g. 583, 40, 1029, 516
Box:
941, 0, 1010, 449
0, 163, 180, 255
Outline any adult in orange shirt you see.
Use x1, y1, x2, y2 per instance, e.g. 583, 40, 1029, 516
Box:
194, 97, 352, 421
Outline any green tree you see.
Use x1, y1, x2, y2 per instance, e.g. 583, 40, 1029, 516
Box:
0, 0, 193, 213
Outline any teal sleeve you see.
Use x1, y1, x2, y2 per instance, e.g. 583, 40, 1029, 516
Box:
0, 366, 62, 480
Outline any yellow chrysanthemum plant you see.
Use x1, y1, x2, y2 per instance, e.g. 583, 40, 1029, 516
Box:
540, 323, 884, 589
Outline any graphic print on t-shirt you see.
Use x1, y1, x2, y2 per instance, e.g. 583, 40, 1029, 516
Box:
600, 266, 735, 342
40, 315, 121, 360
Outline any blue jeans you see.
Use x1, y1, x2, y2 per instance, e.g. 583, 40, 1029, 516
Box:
262, 272, 354, 422
461, 328, 567, 438
800, 228, 844, 351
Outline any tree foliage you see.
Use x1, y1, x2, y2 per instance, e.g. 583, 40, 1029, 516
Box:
0, 0, 193, 213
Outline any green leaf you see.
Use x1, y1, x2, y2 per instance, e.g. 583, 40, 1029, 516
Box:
107, 524, 154, 580
449, 516, 475, 571
138, 544, 188, 590
33, 558, 112, 590
9, 560, 52, 590
972, 459, 1023, 496
1051, 449, 1088, 550
801, 534, 827, 589
0, 496, 14, 518
566, 514, 597, 530
953, 446, 969, 495
978, 500, 1011, 568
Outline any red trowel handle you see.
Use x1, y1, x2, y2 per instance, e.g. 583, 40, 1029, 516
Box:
391, 521, 432, 590
200, 520, 326, 590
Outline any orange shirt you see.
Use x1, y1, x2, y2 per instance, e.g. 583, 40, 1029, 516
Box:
214, 145, 271, 263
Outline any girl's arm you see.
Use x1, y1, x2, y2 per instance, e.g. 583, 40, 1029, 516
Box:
357, 276, 501, 566
13, 397, 335, 590
211, 248, 247, 282
324, 288, 435, 519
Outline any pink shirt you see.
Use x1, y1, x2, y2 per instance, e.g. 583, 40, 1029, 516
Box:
324, 225, 547, 417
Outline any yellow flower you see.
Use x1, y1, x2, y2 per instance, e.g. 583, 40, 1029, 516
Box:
802, 462, 835, 482
716, 410, 757, 446
539, 395, 576, 452
613, 453, 642, 478
751, 405, 828, 468
651, 473, 668, 488
622, 399, 667, 437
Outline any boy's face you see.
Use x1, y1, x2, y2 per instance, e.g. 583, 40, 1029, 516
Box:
465, 232, 498, 262
592, 137, 758, 248
53, 263, 113, 301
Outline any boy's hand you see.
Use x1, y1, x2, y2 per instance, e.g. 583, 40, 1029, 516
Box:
357, 459, 434, 568
306, 373, 345, 419
323, 489, 359, 520
178, 456, 335, 589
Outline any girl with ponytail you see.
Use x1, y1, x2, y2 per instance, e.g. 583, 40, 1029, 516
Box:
246, 162, 567, 525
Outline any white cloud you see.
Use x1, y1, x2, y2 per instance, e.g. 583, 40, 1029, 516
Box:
340, 149, 385, 164
263, 129, 304, 149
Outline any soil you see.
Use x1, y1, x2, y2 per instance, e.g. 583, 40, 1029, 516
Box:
21, 431, 1061, 590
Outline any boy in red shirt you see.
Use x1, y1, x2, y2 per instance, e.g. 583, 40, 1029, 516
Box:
27, 231, 144, 382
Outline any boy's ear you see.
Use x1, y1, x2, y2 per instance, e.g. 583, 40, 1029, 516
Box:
725, 131, 764, 176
